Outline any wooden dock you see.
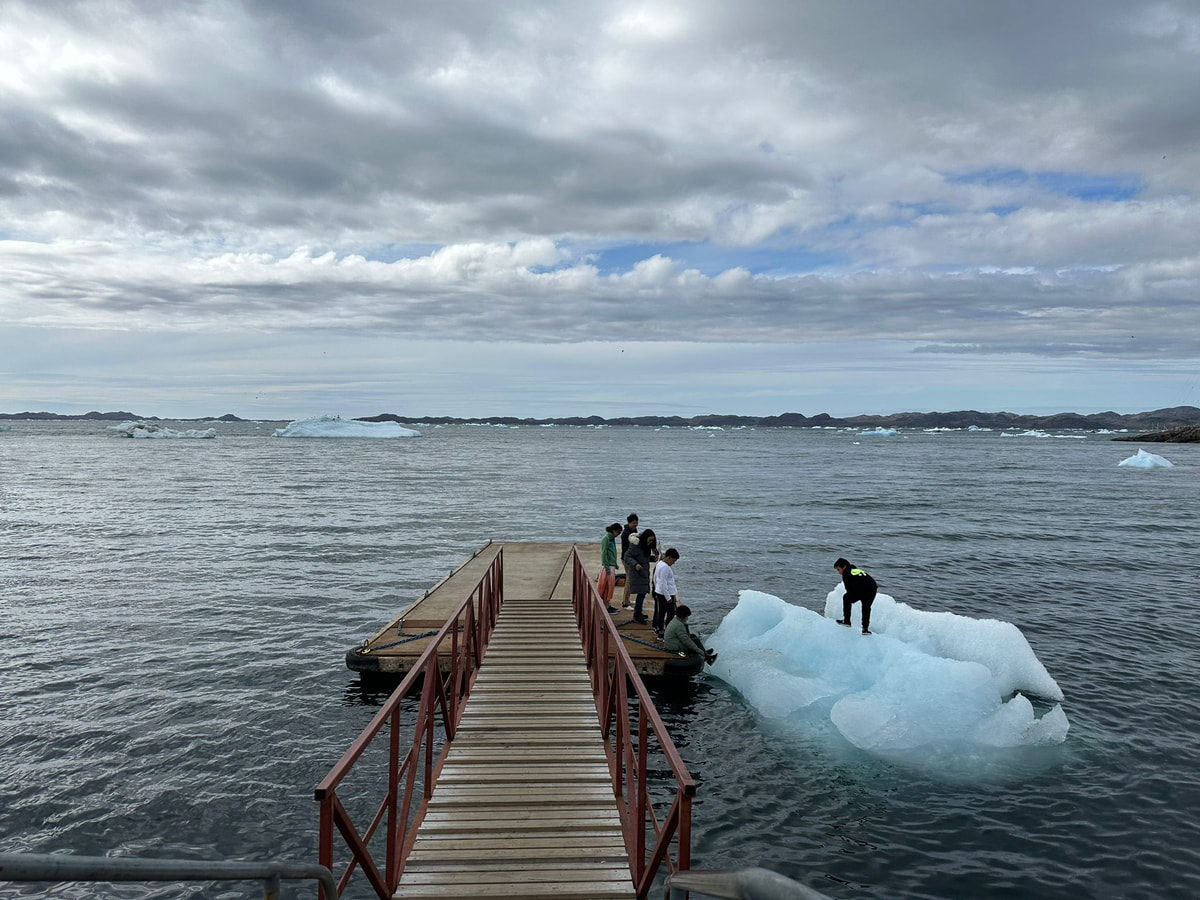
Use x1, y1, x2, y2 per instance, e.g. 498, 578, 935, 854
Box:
348, 541, 690, 678
392, 544, 634, 899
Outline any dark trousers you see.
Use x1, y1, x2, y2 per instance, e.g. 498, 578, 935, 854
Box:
652, 592, 675, 632
843, 594, 875, 631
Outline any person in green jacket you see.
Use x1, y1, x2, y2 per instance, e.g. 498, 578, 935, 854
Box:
663, 605, 717, 666
597, 522, 621, 613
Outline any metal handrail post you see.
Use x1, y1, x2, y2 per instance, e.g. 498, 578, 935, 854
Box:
0, 852, 337, 900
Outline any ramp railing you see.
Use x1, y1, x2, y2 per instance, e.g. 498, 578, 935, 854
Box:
572, 547, 696, 899
0, 851, 336, 900
315, 548, 503, 899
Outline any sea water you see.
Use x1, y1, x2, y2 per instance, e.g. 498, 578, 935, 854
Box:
1, 421, 1197, 899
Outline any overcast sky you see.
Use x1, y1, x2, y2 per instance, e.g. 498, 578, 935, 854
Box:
2, 0, 1199, 419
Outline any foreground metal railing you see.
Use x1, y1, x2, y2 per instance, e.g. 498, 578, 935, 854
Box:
572, 547, 697, 899
664, 867, 836, 900
0, 851, 336, 899
314, 547, 503, 898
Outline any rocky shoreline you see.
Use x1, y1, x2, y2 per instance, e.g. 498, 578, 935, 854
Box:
1112, 424, 1200, 443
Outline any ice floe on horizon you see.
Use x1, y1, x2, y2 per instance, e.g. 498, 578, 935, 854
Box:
109, 421, 216, 439
273, 416, 420, 438
1118, 448, 1173, 468
706, 587, 1067, 778
859, 427, 897, 436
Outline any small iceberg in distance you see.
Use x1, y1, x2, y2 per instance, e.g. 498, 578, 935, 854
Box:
110, 421, 216, 439
273, 416, 420, 438
1119, 448, 1173, 469
859, 427, 897, 436
707, 588, 1067, 779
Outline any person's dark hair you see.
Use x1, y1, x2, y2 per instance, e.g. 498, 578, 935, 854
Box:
608, 522, 622, 534
627, 513, 639, 523
641, 528, 656, 545
664, 547, 679, 560
834, 557, 850, 569
675, 604, 691, 617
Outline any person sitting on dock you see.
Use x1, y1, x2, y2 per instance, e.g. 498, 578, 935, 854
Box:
652, 547, 680, 637
620, 513, 639, 608
664, 605, 717, 666
597, 522, 621, 613
834, 557, 878, 635
622, 531, 651, 625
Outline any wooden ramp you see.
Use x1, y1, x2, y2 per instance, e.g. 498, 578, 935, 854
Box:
394, 549, 635, 899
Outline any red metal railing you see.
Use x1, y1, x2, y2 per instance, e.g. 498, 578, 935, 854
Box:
314, 548, 503, 899
572, 548, 696, 899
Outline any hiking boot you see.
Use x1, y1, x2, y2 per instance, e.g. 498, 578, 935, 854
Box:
633, 614, 648, 624
836, 619, 851, 627
861, 629, 871, 635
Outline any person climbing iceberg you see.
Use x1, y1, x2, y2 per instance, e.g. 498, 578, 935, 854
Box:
835, 557, 877, 635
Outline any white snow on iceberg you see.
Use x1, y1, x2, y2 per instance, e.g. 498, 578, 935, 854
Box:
110, 421, 216, 439
859, 427, 897, 436
706, 588, 1068, 774
273, 416, 420, 438
1118, 448, 1173, 469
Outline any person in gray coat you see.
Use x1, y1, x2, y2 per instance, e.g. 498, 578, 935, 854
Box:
622, 532, 651, 623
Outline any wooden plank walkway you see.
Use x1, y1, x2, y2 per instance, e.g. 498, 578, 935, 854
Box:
393, 551, 635, 899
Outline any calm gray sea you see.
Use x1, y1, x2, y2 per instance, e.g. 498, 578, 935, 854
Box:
1, 420, 1198, 899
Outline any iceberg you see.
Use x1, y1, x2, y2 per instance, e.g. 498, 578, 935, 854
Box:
273, 416, 420, 438
1118, 448, 1173, 469
706, 587, 1067, 774
859, 427, 897, 436
110, 421, 216, 439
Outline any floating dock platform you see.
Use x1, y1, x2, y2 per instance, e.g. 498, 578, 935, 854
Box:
347, 541, 701, 678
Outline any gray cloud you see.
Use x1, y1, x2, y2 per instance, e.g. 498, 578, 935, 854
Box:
1, 0, 1198, 415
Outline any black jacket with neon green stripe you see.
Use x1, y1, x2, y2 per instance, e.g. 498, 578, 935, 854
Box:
841, 565, 878, 601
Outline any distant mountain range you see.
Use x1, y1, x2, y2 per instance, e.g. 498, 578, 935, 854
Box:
360, 406, 1200, 432
0, 411, 244, 422
4, 406, 1200, 434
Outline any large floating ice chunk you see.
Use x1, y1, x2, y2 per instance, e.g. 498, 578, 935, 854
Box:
273, 416, 420, 438
1118, 448, 1173, 469
110, 421, 216, 439
707, 588, 1067, 769
859, 427, 897, 436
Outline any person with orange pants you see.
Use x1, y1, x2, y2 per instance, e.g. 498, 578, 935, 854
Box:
597, 522, 621, 613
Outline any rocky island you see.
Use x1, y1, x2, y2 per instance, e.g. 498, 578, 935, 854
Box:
1112, 424, 1200, 443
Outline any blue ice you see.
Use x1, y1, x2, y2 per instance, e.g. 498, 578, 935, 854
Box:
1118, 448, 1172, 469
273, 416, 420, 438
707, 587, 1068, 766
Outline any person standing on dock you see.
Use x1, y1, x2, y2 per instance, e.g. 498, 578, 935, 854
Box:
834, 557, 878, 635
620, 513, 639, 608
623, 531, 651, 624
652, 547, 680, 636
664, 605, 717, 666
597, 522, 621, 613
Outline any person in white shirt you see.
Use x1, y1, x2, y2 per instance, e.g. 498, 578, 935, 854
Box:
652, 548, 680, 637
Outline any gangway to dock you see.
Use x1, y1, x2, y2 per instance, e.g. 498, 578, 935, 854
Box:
316, 542, 696, 899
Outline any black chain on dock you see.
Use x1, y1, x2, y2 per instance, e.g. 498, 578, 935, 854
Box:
612, 619, 673, 652
356, 631, 440, 654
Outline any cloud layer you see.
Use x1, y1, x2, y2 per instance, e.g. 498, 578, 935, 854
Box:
2, 0, 1198, 414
